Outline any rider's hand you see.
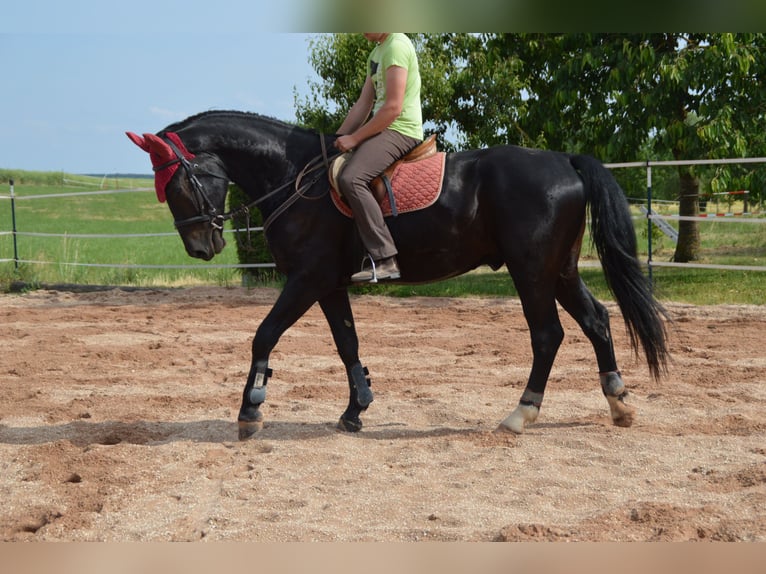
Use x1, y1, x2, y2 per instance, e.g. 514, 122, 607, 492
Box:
335, 135, 358, 153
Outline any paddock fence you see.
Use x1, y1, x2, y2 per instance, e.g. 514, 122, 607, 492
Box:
0, 182, 276, 283
604, 157, 766, 280
2, 156, 765, 287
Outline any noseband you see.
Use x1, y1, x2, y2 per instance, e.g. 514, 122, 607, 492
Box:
156, 134, 340, 233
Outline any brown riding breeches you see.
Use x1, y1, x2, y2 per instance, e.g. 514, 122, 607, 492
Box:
337, 129, 421, 260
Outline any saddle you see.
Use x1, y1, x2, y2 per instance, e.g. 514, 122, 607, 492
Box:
329, 134, 440, 216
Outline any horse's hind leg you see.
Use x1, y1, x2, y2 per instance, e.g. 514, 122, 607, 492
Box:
497, 280, 564, 434
554, 265, 634, 427
318, 288, 372, 433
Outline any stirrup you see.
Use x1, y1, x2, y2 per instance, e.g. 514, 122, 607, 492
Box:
365, 254, 379, 283
351, 254, 379, 283
352, 253, 400, 283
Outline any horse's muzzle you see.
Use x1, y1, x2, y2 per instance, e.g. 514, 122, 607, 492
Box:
183, 227, 225, 260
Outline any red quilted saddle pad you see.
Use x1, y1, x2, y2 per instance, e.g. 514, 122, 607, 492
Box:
331, 152, 446, 218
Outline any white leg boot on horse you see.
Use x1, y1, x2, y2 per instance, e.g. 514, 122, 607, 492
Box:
497, 389, 543, 434
601, 370, 635, 427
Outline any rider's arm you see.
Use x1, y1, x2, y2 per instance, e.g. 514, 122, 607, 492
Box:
335, 65, 407, 152
337, 76, 375, 136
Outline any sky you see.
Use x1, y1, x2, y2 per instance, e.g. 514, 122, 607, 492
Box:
1, 2, 323, 175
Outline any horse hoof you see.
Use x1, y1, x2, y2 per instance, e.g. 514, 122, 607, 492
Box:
337, 416, 363, 433
606, 395, 635, 428
495, 422, 522, 435
238, 415, 264, 441
497, 404, 539, 434
496, 418, 524, 434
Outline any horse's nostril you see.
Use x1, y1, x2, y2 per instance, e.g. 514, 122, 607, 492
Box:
187, 247, 213, 261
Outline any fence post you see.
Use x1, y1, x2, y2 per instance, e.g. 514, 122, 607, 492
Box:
646, 163, 653, 287
9, 178, 19, 272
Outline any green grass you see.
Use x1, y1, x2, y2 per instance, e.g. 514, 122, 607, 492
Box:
648, 267, 766, 305
355, 265, 766, 306
1, 171, 764, 305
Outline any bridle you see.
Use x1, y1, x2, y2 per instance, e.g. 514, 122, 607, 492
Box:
155, 138, 230, 230
157, 134, 339, 232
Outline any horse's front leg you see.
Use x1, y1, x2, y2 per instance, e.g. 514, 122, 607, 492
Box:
238, 279, 319, 440
318, 288, 372, 433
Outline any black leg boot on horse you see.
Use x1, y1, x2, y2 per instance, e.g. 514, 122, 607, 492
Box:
238, 359, 272, 440
337, 362, 373, 432
318, 288, 374, 433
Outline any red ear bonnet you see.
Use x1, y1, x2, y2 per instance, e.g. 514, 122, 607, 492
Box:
125, 131, 195, 202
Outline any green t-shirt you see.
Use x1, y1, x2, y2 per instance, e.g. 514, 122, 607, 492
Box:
367, 33, 423, 141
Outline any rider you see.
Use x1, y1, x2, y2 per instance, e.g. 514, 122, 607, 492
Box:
334, 33, 423, 282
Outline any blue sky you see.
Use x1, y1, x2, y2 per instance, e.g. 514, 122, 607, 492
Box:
1, 2, 323, 174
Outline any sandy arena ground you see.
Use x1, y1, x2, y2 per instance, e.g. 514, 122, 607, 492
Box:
1, 286, 764, 541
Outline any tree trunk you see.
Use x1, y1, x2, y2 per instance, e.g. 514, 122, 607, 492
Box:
673, 167, 701, 262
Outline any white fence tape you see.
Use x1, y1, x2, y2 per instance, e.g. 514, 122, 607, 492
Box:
2, 259, 275, 270
647, 261, 766, 272
0, 188, 153, 200
0, 227, 263, 239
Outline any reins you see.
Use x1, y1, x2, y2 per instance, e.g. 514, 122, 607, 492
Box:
261, 138, 339, 233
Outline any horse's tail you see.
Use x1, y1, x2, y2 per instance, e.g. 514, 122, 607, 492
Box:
570, 154, 670, 380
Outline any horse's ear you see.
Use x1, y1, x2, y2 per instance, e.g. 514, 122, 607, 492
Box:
126, 132, 176, 203
126, 131, 150, 152
126, 132, 177, 165
142, 133, 176, 163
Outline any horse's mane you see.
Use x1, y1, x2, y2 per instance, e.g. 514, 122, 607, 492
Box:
161, 110, 318, 136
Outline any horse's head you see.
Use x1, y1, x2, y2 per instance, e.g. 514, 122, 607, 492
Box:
126, 131, 229, 261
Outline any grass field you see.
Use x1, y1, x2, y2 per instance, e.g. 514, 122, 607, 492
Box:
1, 171, 764, 305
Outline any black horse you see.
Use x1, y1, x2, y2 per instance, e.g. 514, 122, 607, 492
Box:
127, 110, 669, 440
